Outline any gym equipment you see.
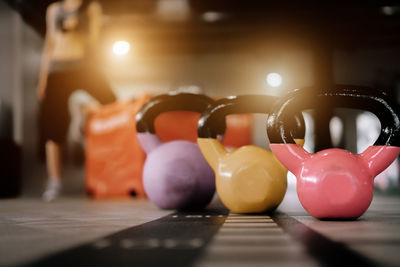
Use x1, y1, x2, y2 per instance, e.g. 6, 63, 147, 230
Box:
267, 85, 400, 219
0, 100, 21, 198
197, 95, 305, 213
0, 140, 21, 198
86, 96, 150, 198
136, 93, 216, 210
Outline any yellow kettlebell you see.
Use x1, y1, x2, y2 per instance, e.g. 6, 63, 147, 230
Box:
197, 95, 305, 213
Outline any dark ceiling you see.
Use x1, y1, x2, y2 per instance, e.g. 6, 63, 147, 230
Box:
4, 0, 400, 52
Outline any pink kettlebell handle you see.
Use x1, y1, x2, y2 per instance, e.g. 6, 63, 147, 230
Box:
267, 85, 400, 147
267, 85, 400, 175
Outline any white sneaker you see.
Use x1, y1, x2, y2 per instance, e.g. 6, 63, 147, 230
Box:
42, 179, 62, 202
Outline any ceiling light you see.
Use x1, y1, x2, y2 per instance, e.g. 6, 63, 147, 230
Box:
266, 73, 282, 87
112, 41, 130, 56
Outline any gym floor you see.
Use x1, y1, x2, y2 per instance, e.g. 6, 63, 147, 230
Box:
1, 188, 400, 267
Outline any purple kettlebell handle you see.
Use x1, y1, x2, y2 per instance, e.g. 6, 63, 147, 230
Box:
136, 93, 216, 135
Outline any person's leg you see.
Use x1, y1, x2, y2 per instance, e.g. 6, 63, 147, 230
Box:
81, 66, 116, 105
40, 71, 68, 201
46, 140, 62, 178
40, 67, 114, 201
42, 140, 62, 201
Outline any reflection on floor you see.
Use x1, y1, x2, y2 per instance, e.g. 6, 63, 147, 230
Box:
0, 198, 169, 266
1, 189, 400, 266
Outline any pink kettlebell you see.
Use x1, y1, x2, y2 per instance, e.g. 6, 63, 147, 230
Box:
267, 86, 400, 220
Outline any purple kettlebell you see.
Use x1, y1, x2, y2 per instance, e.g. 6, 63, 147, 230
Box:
136, 93, 216, 210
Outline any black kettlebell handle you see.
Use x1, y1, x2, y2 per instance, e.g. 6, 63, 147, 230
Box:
267, 85, 400, 146
136, 93, 215, 134
198, 95, 305, 139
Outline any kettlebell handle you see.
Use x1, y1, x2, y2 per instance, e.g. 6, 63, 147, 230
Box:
267, 85, 400, 146
198, 95, 305, 139
136, 93, 215, 134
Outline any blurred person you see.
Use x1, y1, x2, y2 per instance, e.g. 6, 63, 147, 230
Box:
37, 0, 116, 201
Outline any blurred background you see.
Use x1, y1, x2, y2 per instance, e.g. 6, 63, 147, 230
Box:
1, 0, 400, 197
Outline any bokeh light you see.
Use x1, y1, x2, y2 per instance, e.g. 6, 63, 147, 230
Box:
112, 40, 131, 56
266, 72, 282, 87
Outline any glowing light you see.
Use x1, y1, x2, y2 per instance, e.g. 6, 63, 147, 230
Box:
112, 41, 130, 56
266, 73, 282, 87
381, 6, 400, 16
202, 11, 225, 23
